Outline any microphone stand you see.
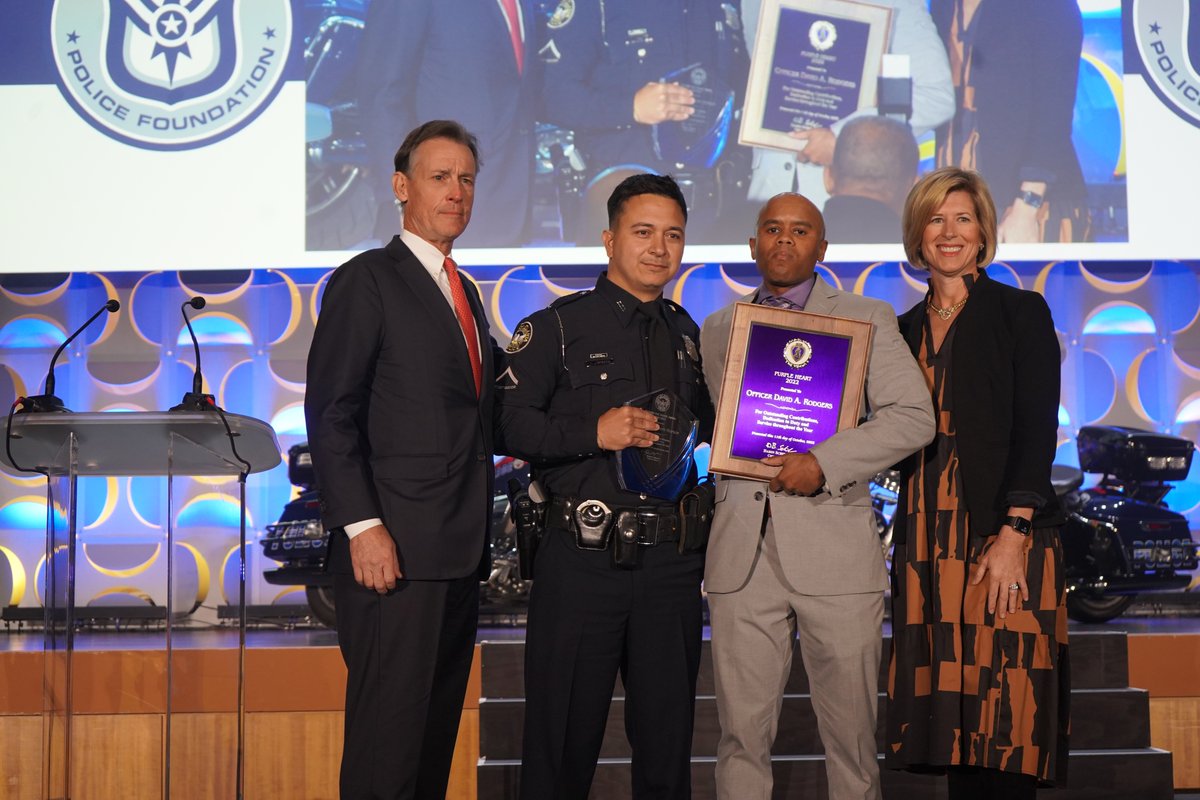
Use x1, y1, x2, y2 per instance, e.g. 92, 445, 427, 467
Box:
171, 297, 218, 412
19, 299, 120, 414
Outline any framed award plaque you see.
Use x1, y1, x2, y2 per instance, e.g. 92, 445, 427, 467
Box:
739, 0, 893, 153
709, 302, 874, 480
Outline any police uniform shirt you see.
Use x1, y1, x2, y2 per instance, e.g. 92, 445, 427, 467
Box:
540, 0, 749, 170
495, 272, 713, 507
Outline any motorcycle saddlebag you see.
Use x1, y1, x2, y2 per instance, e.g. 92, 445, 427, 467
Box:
1077, 425, 1194, 482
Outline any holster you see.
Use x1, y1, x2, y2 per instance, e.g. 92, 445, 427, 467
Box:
677, 476, 716, 555
508, 479, 545, 580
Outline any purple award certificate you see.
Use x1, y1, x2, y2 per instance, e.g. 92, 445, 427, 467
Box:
739, 0, 892, 154
729, 323, 851, 459
710, 303, 873, 480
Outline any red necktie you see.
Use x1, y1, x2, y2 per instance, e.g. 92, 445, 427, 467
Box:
444, 257, 482, 396
499, 0, 524, 74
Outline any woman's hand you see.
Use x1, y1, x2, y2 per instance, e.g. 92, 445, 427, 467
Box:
970, 528, 1029, 619
998, 201, 1040, 243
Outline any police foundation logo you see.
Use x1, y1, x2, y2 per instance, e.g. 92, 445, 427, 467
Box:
51, 0, 292, 149
1127, 0, 1200, 127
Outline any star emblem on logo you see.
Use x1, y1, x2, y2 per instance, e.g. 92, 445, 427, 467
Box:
159, 12, 184, 38
1149, 21, 1161, 34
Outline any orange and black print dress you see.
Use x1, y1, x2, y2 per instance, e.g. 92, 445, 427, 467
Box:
885, 288, 1070, 785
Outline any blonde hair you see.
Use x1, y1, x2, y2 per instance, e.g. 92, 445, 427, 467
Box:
901, 167, 997, 270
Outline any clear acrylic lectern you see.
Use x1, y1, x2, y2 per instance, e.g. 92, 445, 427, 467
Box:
1, 411, 280, 800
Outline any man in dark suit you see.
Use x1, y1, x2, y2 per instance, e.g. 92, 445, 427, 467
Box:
305, 120, 500, 799
357, 0, 536, 247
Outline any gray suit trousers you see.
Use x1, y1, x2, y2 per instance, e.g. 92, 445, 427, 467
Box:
708, 515, 884, 800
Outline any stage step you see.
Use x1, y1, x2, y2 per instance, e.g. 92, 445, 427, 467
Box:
477, 630, 1173, 798
480, 687, 1150, 760
479, 629, 1129, 699
477, 749, 1175, 800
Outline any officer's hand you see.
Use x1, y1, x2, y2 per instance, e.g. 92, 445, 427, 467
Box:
789, 127, 836, 166
597, 406, 660, 450
349, 524, 403, 594
633, 81, 695, 125
761, 452, 825, 495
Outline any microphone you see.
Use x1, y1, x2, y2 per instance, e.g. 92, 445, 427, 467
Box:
18, 299, 120, 414
170, 296, 219, 412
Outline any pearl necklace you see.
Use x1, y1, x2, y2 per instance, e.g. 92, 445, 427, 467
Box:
927, 295, 967, 320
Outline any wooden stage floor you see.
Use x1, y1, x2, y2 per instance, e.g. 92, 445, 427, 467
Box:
1, 611, 1197, 798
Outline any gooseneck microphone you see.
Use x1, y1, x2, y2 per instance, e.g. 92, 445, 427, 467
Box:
18, 299, 120, 414
171, 296, 219, 412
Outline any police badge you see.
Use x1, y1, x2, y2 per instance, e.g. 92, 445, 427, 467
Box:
681, 334, 700, 363
615, 389, 699, 502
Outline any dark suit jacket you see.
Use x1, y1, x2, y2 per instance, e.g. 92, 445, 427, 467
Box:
304, 237, 496, 580
894, 268, 1064, 544
356, 0, 537, 246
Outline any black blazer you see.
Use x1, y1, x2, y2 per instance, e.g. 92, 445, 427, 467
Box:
304, 237, 496, 579
894, 269, 1063, 544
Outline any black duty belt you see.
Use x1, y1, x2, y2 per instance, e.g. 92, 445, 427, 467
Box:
549, 496, 680, 546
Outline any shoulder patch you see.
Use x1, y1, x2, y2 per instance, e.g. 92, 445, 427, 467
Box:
547, 0, 575, 29
506, 320, 534, 353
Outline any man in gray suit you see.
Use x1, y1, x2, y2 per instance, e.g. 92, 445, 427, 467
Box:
699, 193, 934, 799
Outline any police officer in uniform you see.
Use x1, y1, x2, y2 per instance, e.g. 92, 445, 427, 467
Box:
496, 173, 714, 799
539, 0, 750, 241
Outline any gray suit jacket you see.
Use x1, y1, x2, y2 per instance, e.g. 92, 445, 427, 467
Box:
699, 276, 934, 595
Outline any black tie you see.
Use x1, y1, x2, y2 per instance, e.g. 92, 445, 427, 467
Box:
638, 301, 675, 393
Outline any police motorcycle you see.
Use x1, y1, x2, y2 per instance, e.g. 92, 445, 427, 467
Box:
303, 0, 375, 250
260, 444, 531, 628
1055, 425, 1199, 623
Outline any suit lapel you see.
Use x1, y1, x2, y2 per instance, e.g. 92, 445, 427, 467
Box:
387, 238, 478, 397
801, 274, 840, 315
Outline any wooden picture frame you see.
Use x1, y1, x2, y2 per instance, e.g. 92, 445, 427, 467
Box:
739, 0, 893, 153
709, 302, 874, 480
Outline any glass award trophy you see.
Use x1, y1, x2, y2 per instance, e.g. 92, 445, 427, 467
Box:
616, 389, 699, 501
652, 63, 736, 168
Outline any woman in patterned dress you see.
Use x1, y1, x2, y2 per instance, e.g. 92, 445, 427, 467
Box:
885, 166, 1069, 799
